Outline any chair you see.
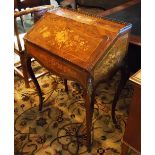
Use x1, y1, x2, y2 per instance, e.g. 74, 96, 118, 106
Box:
15, 0, 51, 29
14, 0, 25, 30
16, 0, 51, 10
14, 5, 54, 88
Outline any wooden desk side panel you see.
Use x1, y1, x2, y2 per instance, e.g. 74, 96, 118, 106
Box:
25, 42, 89, 87
93, 33, 129, 82
123, 84, 141, 153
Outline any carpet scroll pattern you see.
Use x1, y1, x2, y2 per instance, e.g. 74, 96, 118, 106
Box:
15, 61, 137, 155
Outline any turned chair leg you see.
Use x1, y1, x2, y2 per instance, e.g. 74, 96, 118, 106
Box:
20, 16, 25, 32
112, 65, 130, 127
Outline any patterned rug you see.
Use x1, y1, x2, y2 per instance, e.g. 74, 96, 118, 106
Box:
14, 61, 137, 155
14, 6, 138, 154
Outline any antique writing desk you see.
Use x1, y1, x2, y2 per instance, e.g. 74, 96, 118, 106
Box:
121, 70, 141, 155
24, 8, 131, 151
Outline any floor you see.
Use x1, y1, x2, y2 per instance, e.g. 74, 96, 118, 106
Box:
14, 5, 138, 155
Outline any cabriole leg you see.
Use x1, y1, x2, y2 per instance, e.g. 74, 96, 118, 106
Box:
26, 55, 43, 111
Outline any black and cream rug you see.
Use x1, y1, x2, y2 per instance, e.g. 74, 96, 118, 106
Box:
14, 61, 137, 155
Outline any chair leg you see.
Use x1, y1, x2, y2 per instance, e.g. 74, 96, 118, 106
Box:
20, 52, 30, 88
20, 16, 25, 32
112, 65, 130, 127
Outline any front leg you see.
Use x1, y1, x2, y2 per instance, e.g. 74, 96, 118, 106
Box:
83, 78, 95, 152
25, 55, 44, 111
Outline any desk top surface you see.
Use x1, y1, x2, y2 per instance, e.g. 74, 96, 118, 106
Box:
24, 8, 131, 70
